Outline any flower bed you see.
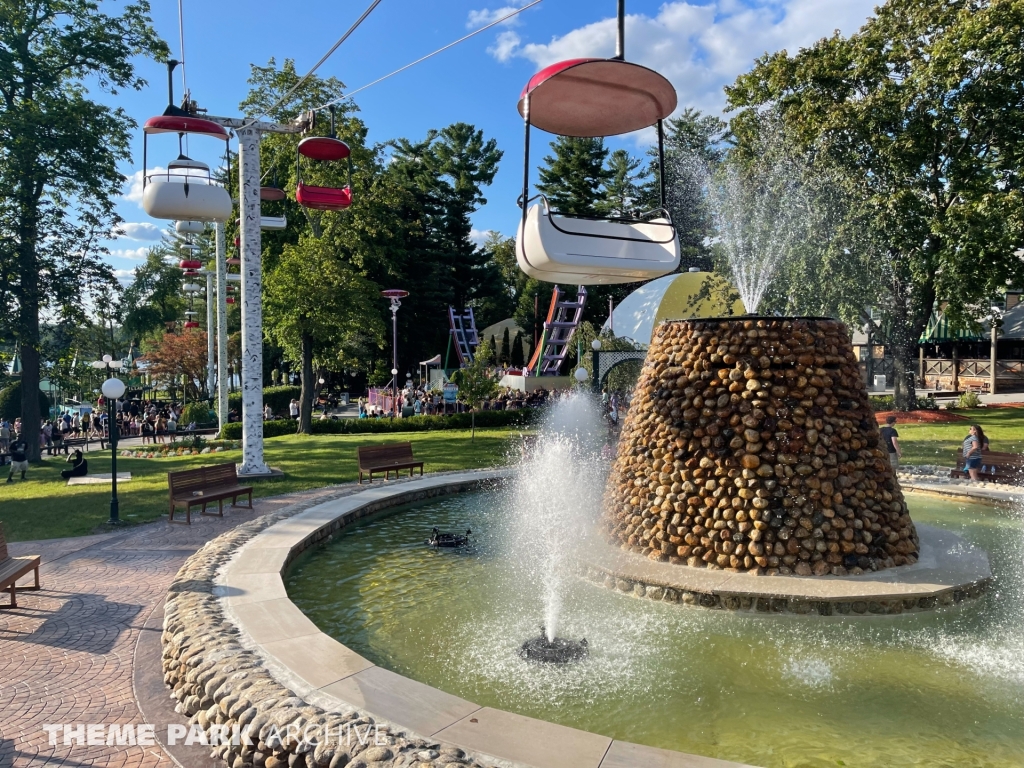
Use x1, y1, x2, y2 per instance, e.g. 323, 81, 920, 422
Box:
121, 440, 240, 459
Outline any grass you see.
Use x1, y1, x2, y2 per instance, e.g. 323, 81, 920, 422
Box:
0, 429, 518, 542
889, 407, 1024, 466
5, 407, 1022, 543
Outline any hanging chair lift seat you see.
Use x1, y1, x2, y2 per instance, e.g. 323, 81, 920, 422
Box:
517, 197, 679, 285
295, 136, 352, 212
141, 117, 232, 223
515, 57, 680, 284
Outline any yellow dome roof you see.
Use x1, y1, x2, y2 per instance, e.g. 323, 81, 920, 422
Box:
606, 271, 745, 346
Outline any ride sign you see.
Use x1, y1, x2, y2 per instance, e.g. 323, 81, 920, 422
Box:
442, 382, 459, 403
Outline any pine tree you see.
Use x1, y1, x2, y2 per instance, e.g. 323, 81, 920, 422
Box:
598, 150, 646, 217
500, 326, 511, 365
535, 136, 611, 215
510, 331, 525, 367
488, 334, 498, 365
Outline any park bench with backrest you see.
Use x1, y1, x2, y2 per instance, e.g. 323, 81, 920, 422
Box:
357, 442, 424, 484
167, 462, 253, 524
0, 523, 41, 609
951, 449, 1024, 485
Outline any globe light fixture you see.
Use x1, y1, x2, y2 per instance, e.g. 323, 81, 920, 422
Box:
574, 367, 589, 383
93, 357, 126, 525
591, 339, 602, 351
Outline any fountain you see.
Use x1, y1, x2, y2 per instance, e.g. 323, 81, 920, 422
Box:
603, 315, 918, 575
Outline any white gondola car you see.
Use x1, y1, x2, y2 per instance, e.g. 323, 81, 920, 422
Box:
260, 215, 287, 231
143, 156, 232, 223
514, 18, 680, 285
175, 220, 205, 234
141, 116, 232, 223
516, 197, 679, 285
182, 283, 202, 293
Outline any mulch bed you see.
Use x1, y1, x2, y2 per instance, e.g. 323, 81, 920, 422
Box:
875, 410, 968, 423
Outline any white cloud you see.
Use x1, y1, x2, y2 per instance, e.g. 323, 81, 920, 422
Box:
470, 228, 493, 247
112, 269, 136, 284
497, 0, 879, 118
468, 1, 530, 29
112, 222, 163, 241
490, 30, 523, 62
108, 247, 151, 261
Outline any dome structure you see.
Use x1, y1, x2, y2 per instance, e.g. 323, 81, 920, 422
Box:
605, 271, 745, 347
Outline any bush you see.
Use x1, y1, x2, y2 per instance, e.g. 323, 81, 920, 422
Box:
228, 385, 301, 418
0, 381, 50, 422
957, 391, 982, 409
218, 407, 539, 440
181, 401, 211, 425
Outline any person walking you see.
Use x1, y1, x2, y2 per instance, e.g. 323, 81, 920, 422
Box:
289, 399, 299, 420
0, 420, 10, 454
962, 424, 986, 481
6, 435, 29, 482
879, 415, 901, 469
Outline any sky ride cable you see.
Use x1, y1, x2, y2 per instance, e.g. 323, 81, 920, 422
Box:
312, 0, 544, 112
242, 0, 385, 129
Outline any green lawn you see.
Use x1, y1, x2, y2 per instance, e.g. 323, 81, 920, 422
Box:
889, 407, 1024, 465
0, 429, 516, 542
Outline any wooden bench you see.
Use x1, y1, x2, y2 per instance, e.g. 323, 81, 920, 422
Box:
357, 442, 424, 484
951, 449, 1024, 484
167, 462, 253, 524
0, 523, 41, 609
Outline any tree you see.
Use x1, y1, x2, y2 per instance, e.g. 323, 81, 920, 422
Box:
263, 235, 383, 433
142, 331, 209, 401
598, 149, 645, 217
0, 2, 167, 459
511, 331, 525, 368
726, 0, 1024, 408
120, 232, 193, 344
451, 338, 500, 439
0, 381, 50, 423
500, 326, 511, 365
488, 334, 498, 365
536, 136, 611, 215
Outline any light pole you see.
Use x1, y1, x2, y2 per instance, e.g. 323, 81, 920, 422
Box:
91, 356, 125, 525
381, 290, 409, 418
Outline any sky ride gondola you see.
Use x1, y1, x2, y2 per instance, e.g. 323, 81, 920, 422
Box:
295, 107, 352, 212
259, 184, 288, 230
141, 115, 233, 223
515, 0, 680, 285
175, 220, 205, 235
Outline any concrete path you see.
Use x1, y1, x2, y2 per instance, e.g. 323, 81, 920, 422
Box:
0, 483, 360, 768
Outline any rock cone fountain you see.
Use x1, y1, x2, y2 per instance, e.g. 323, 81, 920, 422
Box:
604, 316, 919, 576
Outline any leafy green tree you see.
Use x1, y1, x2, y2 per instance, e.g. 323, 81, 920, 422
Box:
488, 334, 498, 366
451, 338, 500, 439
598, 149, 646, 217
536, 136, 611, 215
264, 236, 383, 433
511, 331, 525, 368
727, 0, 1024, 408
0, 1, 167, 459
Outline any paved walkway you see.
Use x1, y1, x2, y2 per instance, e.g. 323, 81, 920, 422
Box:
0, 483, 362, 768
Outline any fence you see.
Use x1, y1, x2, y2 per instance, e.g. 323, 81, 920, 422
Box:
865, 358, 1024, 393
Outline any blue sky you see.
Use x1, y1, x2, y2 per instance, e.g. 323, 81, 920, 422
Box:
105, 0, 880, 280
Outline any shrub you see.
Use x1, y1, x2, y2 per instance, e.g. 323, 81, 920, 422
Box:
218, 407, 538, 440
0, 381, 51, 422
228, 385, 301, 418
868, 395, 895, 412
181, 401, 211, 425
957, 391, 982, 409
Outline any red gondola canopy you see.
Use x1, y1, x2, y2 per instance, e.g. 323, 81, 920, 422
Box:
518, 59, 677, 137
260, 186, 287, 202
297, 136, 351, 162
144, 116, 230, 138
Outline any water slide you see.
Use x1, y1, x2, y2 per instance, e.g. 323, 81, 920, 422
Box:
527, 285, 587, 376
448, 306, 480, 367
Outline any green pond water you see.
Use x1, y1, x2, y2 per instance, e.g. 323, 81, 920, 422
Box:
285, 490, 1024, 768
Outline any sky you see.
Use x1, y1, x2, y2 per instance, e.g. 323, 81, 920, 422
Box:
103, 0, 882, 282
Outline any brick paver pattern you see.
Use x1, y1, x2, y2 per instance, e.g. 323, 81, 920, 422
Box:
0, 483, 364, 768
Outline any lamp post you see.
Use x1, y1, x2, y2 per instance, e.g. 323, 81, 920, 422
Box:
91, 356, 125, 525
381, 290, 409, 417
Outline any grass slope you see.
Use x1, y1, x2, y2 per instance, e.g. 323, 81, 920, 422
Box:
0, 429, 515, 542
